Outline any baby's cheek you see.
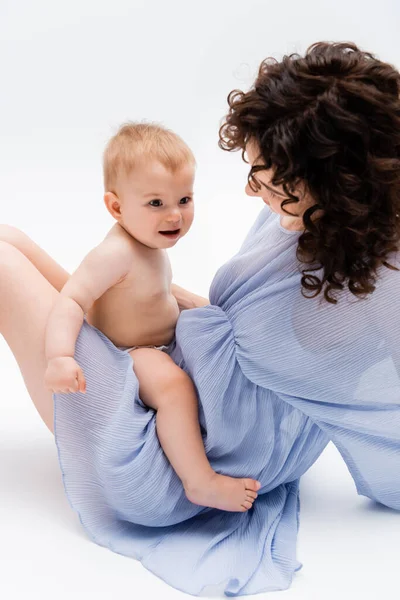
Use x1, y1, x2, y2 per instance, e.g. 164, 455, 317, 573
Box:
186, 211, 195, 228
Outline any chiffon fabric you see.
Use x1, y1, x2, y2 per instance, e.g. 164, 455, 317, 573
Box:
54, 206, 400, 596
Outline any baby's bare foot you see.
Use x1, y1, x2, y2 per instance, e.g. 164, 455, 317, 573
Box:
184, 473, 261, 512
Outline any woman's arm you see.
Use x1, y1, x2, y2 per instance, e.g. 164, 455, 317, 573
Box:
171, 283, 210, 310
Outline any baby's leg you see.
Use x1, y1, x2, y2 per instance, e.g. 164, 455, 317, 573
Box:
130, 348, 261, 512
0, 225, 70, 291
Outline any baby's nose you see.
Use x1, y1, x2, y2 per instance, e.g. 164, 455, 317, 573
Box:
166, 211, 182, 224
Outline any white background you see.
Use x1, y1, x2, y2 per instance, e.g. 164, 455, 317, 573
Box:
1, 1, 400, 599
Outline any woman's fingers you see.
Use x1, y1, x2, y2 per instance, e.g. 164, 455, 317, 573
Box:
76, 368, 86, 393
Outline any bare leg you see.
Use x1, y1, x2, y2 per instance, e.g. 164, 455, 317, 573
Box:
0, 233, 260, 509
130, 348, 261, 512
0, 241, 60, 432
0, 225, 70, 291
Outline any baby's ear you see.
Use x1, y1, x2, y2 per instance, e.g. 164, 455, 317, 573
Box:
104, 192, 122, 220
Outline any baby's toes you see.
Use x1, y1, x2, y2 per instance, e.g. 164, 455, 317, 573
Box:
245, 494, 256, 506
246, 490, 258, 501
244, 478, 261, 493
241, 500, 253, 511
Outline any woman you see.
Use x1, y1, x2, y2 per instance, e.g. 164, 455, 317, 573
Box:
1, 42, 399, 596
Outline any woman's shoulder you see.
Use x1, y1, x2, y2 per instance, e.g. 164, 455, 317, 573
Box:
246, 205, 275, 236
240, 206, 300, 252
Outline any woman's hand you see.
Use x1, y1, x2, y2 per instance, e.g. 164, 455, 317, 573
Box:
44, 356, 86, 394
171, 283, 210, 310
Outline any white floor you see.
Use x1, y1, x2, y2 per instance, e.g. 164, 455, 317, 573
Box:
1, 343, 399, 600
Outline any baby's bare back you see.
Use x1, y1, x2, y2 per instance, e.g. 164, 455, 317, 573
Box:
86, 225, 179, 348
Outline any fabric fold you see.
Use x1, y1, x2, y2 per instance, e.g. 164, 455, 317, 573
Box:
54, 206, 399, 596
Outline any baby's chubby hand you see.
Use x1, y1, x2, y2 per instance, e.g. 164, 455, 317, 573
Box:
44, 356, 86, 394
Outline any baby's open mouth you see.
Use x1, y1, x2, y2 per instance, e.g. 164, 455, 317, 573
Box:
159, 229, 181, 237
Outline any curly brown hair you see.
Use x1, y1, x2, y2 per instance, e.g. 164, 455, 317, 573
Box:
219, 42, 400, 303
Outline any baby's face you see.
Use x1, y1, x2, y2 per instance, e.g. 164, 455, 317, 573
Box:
116, 160, 195, 249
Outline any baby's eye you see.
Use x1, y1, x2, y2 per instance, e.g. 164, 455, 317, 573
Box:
149, 199, 162, 207
180, 197, 191, 204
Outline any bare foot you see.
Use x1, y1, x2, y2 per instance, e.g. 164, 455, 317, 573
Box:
184, 473, 261, 512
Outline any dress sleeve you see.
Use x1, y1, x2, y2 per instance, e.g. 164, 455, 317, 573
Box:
231, 257, 400, 511
279, 391, 400, 509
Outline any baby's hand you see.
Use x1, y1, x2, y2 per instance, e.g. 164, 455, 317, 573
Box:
45, 356, 86, 394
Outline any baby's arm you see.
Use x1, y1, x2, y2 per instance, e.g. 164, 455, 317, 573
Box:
45, 238, 132, 393
171, 283, 209, 310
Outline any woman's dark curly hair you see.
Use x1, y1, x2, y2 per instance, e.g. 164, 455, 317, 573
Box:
219, 42, 400, 303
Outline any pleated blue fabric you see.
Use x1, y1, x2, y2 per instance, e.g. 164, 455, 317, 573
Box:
54, 206, 400, 596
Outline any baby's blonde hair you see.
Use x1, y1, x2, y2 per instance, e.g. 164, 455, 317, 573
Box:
103, 122, 196, 192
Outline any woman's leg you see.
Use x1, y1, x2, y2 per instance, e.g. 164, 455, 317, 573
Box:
0, 241, 60, 433
0, 225, 70, 291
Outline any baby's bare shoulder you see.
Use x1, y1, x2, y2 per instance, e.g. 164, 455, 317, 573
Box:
81, 236, 135, 285
104, 225, 139, 252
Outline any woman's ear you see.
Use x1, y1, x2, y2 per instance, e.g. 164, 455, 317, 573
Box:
104, 192, 122, 220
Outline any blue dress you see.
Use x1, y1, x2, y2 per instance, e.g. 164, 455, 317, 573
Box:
54, 206, 400, 596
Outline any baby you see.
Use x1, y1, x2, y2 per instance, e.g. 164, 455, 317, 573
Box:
44, 122, 260, 512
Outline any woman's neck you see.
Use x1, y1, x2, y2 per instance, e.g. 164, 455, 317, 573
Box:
280, 215, 304, 231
